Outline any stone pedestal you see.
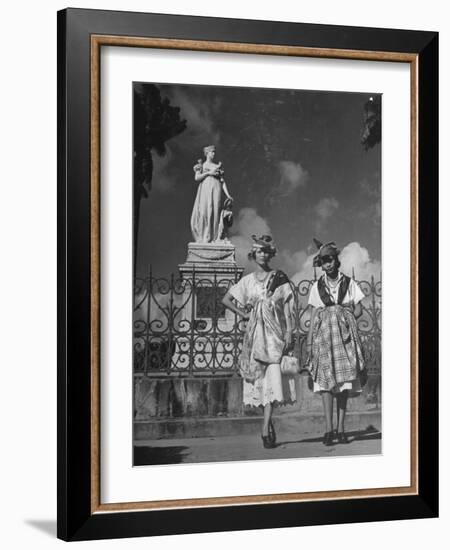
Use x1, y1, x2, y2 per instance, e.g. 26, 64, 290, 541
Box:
179, 241, 240, 275
174, 242, 244, 373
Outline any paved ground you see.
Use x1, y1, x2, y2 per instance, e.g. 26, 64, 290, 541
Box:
134, 425, 381, 465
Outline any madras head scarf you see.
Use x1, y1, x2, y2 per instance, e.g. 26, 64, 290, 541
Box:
203, 144, 216, 156
248, 234, 277, 260
313, 238, 341, 267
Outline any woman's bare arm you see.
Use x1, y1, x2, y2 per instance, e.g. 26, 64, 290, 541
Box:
283, 300, 294, 351
306, 305, 318, 352
222, 292, 249, 320
353, 302, 362, 319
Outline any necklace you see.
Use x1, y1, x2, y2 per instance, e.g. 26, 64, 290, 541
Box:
326, 274, 340, 289
254, 270, 271, 283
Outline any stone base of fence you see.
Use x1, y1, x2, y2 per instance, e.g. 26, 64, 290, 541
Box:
134, 374, 381, 440
134, 375, 245, 419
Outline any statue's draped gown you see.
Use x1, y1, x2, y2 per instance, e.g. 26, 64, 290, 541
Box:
190, 165, 222, 243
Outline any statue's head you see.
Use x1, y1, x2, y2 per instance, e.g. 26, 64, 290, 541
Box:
203, 145, 216, 158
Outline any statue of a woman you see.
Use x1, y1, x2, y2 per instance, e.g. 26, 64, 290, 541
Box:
190, 145, 233, 243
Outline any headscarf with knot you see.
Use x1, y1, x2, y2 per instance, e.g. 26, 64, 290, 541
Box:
312, 238, 341, 267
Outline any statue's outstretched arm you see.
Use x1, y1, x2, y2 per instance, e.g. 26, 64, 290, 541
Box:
221, 180, 233, 201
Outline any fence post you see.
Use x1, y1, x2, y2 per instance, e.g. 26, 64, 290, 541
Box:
189, 266, 196, 377
370, 275, 378, 331
166, 273, 174, 375
232, 267, 240, 377
212, 271, 217, 373
144, 265, 152, 375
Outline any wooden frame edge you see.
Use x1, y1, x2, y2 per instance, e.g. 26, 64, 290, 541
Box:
91, 34, 101, 513
93, 486, 417, 514
92, 34, 417, 62
89, 34, 420, 514
410, 55, 419, 497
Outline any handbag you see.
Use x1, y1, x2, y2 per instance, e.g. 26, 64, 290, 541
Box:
280, 352, 300, 376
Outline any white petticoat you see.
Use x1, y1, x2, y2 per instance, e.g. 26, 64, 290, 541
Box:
313, 377, 362, 394
243, 363, 296, 407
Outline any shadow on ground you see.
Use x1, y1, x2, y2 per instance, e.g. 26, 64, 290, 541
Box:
279, 426, 381, 447
25, 520, 56, 537
134, 445, 189, 465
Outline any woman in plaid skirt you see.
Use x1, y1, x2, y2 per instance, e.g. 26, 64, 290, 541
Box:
306, 240, 366, 446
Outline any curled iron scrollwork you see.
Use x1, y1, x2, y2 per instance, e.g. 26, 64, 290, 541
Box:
134, 272, 381, 377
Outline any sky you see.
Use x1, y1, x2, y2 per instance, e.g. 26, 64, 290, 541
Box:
135, 82, 381, 282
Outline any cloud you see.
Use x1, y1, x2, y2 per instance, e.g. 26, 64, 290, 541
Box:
266, 161, 309, 204
339, 242, 381, 281
228, 209, 380, 286
315, 197, 339, 220
277, 161, 309, 195
232, 207, 271, 237
373, 201, 381, 223
359, 175, 380, 198
285, 242, 381, 286
288, 251, 317, 284
278, 248, 308, 277
230, 208, 272, 272
358, 174, 381, 225
314, 197, 339, 233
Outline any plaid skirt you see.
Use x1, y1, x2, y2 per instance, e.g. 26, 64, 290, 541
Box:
310, 305, 365, 392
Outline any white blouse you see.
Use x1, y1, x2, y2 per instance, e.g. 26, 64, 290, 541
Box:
308, 272, 365, 308
228, 272, 292, 308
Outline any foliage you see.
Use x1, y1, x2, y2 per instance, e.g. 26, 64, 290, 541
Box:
133, 84, 187, 196
361, 96, 381, 150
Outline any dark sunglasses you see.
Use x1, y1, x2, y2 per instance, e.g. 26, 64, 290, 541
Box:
321, 255, 335, 263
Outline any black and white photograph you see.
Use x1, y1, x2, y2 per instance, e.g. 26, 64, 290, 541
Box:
132, 82, 382, 466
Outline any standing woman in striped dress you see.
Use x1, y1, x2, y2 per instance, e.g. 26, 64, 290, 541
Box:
222, 235, 296, 449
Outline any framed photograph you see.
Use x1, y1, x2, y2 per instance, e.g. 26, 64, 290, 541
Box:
57, 8, 438, 541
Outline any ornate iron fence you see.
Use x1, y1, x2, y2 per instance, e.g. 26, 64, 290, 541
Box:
134, 271, 381, 377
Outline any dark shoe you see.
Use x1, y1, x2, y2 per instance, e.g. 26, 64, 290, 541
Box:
323, 431, 334, 446
268, 420, 276, 445
337, 432, 349, 444
262, 435, 276, 449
